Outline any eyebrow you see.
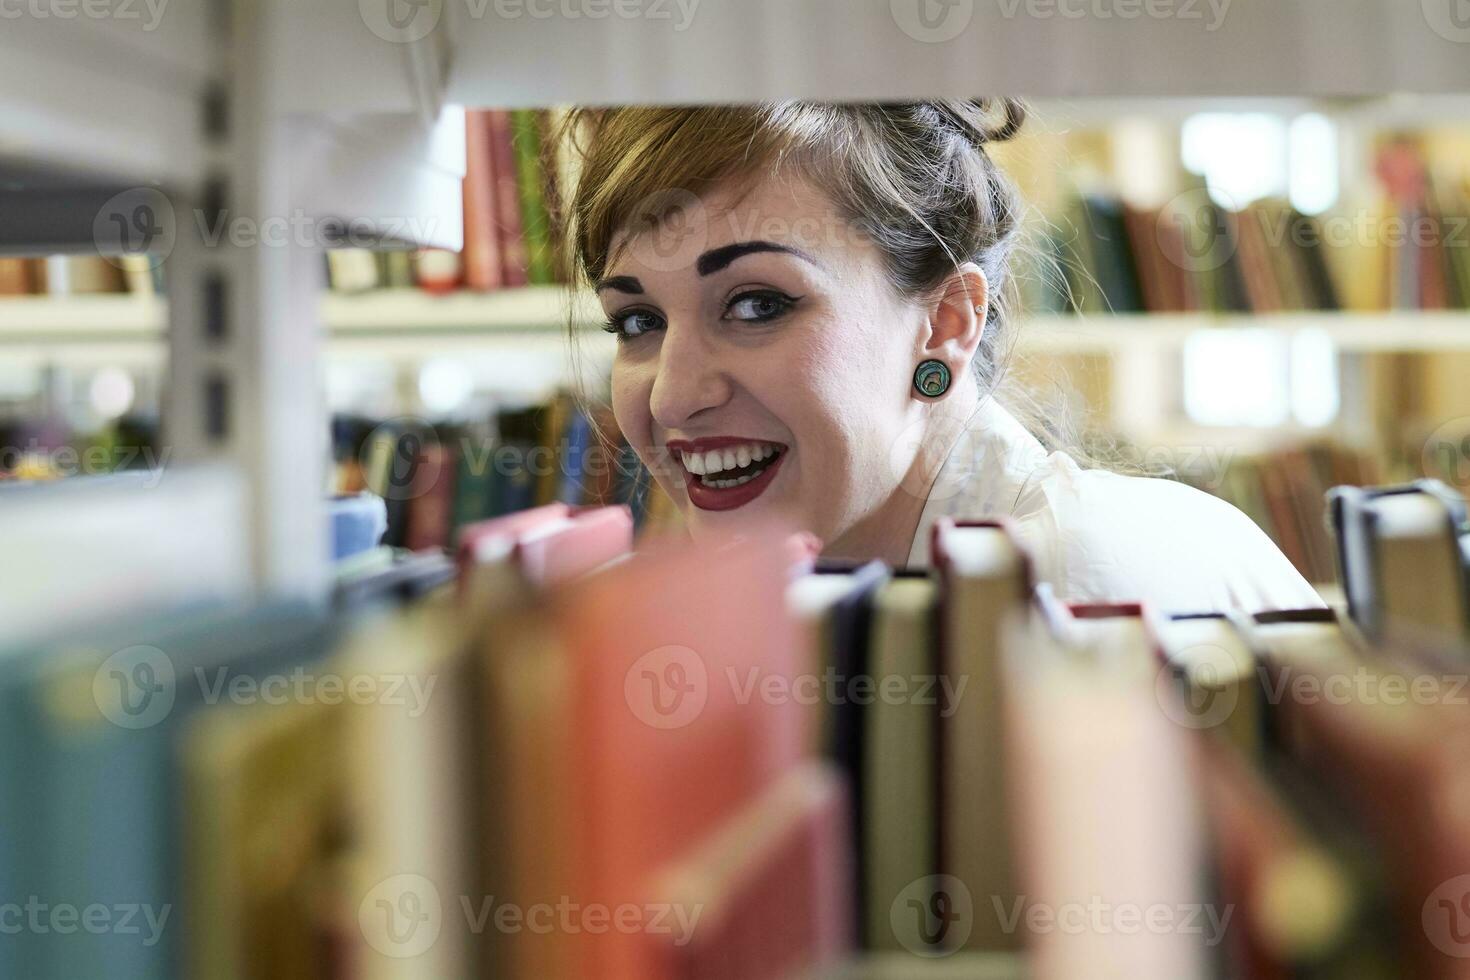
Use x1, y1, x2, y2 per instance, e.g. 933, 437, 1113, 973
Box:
594, 275, 644, 295
697, 241, 820, 277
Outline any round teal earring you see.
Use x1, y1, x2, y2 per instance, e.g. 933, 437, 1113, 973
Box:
913, 360, 951, 399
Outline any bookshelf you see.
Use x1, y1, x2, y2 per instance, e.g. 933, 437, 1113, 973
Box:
4, 290, 1468, 354
7, 5, 1470, 979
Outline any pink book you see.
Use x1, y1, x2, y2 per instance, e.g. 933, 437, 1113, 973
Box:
488, 110, 529, 288
513, 505, 634, 588
462, 110, 504, 291
455, 502, 571, 577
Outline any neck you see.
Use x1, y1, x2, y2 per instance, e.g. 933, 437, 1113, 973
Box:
822, 383, 981, 567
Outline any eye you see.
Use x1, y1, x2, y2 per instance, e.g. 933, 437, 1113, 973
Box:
602, 309, 665, 341
724, 290, 799, 324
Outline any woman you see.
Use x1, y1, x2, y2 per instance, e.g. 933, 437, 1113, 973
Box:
563, 100, 1322, 613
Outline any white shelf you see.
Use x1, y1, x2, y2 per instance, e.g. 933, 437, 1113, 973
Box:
3, 292, 1468, 359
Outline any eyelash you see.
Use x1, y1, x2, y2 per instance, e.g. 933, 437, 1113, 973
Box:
602, 290, 801, 342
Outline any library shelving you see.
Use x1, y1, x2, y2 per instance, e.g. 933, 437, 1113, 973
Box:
6, 4, 1470, 978
4, 289, 1469, 354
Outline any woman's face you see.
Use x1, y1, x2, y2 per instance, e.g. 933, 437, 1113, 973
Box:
598, 174, 937, 547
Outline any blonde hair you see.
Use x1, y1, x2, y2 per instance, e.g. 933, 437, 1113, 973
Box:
554, 99, 1082, 455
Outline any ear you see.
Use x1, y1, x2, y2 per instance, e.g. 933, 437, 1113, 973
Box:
918, 262, 989, 379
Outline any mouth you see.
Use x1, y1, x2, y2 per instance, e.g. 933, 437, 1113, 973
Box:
664, 437, 789, 513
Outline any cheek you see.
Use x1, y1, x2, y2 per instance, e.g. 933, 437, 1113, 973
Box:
609, 358, 651, 447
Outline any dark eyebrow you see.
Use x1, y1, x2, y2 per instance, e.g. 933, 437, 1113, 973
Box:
697, 241, 820, 277
594, 275, 644, 295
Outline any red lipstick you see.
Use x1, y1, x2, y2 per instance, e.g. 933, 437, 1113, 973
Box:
663, 436, 789, 513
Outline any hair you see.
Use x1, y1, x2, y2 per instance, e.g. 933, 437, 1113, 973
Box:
551, 99, 1084, 457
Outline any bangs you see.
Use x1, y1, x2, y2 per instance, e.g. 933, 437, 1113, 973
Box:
566, 104, 851, 282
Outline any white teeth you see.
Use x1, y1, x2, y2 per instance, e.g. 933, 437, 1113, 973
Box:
681, 441, 783, 477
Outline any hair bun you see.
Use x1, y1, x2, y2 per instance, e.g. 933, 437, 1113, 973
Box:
931, 98, 1026, 148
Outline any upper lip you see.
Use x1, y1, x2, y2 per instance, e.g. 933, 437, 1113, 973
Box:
663, 436, 789, 455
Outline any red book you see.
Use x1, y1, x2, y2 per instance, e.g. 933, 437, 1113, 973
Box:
641, 762, 853, 980
404, 442, 456, 551
488, 109, 530, 288
462, 110, 504, 291
558, 525, 808, 980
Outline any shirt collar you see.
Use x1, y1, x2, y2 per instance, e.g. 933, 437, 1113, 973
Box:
906, 397, 1050, 568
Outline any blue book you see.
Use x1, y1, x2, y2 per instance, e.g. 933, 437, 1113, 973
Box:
1, 602, 336, 980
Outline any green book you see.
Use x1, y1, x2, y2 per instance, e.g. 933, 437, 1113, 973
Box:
511, 110, 555, 286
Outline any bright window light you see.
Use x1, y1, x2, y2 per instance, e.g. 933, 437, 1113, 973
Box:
1183, 330, 1291, 427
419, 358, 475, 415
1181, 113, 1289, 209
1290, 328, 1340, 428
88, 367, 135, 420
1288, 113, 1339, 215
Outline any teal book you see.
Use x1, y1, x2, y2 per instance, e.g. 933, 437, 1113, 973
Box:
3, 602, 335, 980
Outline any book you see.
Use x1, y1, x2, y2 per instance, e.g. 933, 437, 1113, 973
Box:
511, 110, 556, 286
929, 518, 1032, 951
462, 110, 505, 291
1330, 481, 1470, 645
1157, 612, 1265, 759
642, 761, 853, 980
862, 573, 942, 955
1004, 609, 1208, 979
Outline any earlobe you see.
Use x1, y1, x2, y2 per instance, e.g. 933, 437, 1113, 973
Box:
912, 359, 952, 399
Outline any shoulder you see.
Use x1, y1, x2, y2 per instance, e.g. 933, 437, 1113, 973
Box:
1009, 457, 1323, 614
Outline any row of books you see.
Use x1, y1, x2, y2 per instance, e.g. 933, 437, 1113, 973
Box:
329, 394, 680, 550
0, 255, 161, 297
1034, 143, 1470, 316
325, 108, 572, 295
12, 467, 1470, 977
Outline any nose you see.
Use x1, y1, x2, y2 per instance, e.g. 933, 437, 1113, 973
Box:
647, 320, 733, 431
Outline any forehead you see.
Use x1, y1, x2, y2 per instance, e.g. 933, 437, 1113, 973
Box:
607, 172, 876, 277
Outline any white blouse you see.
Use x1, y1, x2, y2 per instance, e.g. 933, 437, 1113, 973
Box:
908, 398, 1325, 615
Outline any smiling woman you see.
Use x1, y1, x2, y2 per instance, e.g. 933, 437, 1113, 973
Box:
557, 101, 1323, 613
